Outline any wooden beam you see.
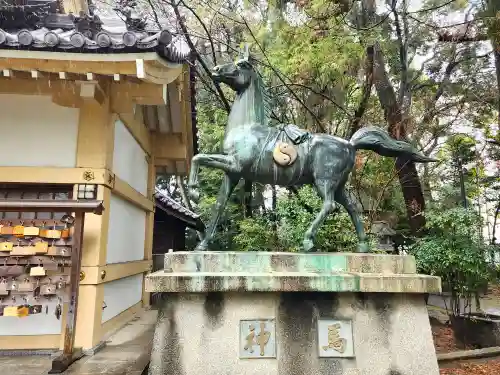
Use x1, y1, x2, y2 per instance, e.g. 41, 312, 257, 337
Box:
0, 335, 60, 349
111, 81, 167, 111
0, 76, 110, 109
136, 58, 183, 84
0, 58, 135, 76
0, 51, 182, 83
113, 175, 154, 212
0, 77, 76, 96
153, 133, 187, 160
80, 260, 151, 285
0, 167, 113, 186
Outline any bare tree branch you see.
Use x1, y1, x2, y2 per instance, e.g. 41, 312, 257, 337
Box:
171, 0, 231, 112
349, 47, 374, 137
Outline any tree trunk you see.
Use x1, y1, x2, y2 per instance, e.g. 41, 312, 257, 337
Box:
271, 185, 278, 236
244, 180, 253, 218
370, 42, 427, 234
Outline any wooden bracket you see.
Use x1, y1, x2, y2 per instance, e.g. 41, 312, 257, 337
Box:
111, 81, 167, 113
79, 81, 106, 106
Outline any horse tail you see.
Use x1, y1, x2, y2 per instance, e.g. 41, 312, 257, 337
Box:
349, 126, 437, 163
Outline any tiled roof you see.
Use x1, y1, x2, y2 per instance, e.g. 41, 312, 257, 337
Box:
154, 187, 199, 219
0, 0, 193, 62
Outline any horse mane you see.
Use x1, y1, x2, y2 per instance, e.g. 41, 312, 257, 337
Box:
252, 68, 273, 126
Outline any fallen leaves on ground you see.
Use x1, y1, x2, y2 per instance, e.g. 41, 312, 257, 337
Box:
486, 284, 500, 300
440, 359, 500, 375
431, 322, 470, 354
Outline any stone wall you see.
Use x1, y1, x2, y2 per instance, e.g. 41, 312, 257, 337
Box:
149, 291, 439, 375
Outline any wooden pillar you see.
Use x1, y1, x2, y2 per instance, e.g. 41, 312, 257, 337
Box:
143, 152, 155, 307
72, 83, 114, 350
181, 65, 194, 174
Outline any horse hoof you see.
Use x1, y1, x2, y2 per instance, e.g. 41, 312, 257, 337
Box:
194, 242, 209, 252
357, 242, 370, 253
303, 240, 316, 253
188, 189, 200, 202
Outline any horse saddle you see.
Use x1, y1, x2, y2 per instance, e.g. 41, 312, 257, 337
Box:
281, 124, 311, 145
273, 125, 311, 167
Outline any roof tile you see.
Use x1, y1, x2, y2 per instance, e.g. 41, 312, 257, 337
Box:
0, 0, 193, 63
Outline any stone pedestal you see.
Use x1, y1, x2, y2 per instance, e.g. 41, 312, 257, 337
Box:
146, 252, 441, 375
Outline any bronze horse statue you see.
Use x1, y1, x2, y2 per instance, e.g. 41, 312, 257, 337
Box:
188, 54, 436, 253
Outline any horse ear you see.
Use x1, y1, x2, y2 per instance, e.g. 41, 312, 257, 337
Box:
243, 43, 250, 60
243, 43, 250, 61
237, 42, 245, 61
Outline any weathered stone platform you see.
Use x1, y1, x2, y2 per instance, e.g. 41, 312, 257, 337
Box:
146, 252, 441, 375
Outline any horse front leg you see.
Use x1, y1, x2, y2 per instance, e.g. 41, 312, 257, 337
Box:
196, 174, 239, 251
187, 153, 240, 201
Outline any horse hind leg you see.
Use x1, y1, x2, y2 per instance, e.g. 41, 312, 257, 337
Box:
335, 187, 369, 253
303, 179, 338, 252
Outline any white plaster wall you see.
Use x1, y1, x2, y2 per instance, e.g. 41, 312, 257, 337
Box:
112, 119, 149, 196
101, 274, 143, 323
0, 300, 62, 336
0, 94, 78, 167
106, 193, 146, 264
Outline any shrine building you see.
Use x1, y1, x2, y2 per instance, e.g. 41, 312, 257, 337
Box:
0, 0, 197, 354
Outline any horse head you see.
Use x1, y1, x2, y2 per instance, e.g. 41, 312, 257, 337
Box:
211, 57, 258, 94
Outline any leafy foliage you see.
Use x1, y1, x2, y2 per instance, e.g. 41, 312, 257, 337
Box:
410, 208, 496, 315
154, 0, 500, 293
276, 186, 358, 252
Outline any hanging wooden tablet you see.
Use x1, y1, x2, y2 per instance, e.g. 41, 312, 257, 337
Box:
0, 280, 8, 296
18, 279, 35, 292
17, 305, 29, 317
0, 223, 13, 236
30, 266, 46, 277
13, 224, 25, 238
11, 246, 35, 256
34, 242, 49, 254
40, 284, 56, 296
24, 225, 40, 236
3, 306, 18, 317
41, 229, 61, 239
60, 215, 74, 239
0, 242, 13, 251
7, 265, 24, 277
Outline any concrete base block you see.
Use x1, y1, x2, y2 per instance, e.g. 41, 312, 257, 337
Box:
149, 292, 439, 375
147, 252, 441, 375
81, 341, 107, 356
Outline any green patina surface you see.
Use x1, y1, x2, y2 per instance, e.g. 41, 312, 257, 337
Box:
299, 253, 348, 273
164, 252, 416, 274
145, 272, 441, 294
154, 252, 440, 294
